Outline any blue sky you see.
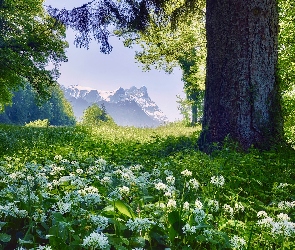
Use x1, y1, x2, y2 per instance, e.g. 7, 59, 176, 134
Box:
45, 0, 185, 121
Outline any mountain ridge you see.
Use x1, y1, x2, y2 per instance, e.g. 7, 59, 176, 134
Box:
62, 85, 168, 127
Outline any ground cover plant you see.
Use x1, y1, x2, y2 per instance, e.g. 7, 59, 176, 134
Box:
0, 122, 295, 249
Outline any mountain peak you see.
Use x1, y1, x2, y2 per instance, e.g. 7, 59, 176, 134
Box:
62, 85, 168, 127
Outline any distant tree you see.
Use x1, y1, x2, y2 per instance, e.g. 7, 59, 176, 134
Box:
0, 0, 68, 109
81, 103, 115, 126
0, 83, 76, 126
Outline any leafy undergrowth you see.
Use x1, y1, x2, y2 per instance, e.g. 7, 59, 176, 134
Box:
0, 122, 295, 250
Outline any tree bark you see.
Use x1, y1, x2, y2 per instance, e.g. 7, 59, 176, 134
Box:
199, 0, 283, 151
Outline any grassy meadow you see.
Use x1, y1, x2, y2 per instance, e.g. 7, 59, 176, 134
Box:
0, 122, 295, 249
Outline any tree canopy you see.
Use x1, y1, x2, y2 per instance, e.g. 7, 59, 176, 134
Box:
0, 0, 68, 109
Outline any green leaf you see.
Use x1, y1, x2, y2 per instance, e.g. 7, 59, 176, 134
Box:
114, 200, 135, 219
0, 233, 11, 243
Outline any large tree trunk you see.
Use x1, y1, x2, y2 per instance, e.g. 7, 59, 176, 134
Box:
199, 0, 283, 151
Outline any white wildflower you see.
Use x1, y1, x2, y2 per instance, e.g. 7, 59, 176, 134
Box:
155, 182, 167, 191
229, 235, 246, 249
76, 168, 84, 174
90, 215, 109, 230
193, 208, 206, 224
126, 218, 155, 232
183, 202, 190, 211
54, 155, 63, 161
166, 175, 175, 185
82, 232, 110, 249
276, 183, 289, 189
234, 202, 245, 212
182, 224, 197, 234
181, 169, 192, 177
188, 178, 200, 190
257, 211, 268, 218
55, 201, 72, 214
152, 169, 161, 177
210, 175, 225, 187
118, 186, 130, 195
195, 199, 203, 209
223, 204, 234, 217
207, 199, 219, 212
278, 201, 295, 210
167, 199, 177, 210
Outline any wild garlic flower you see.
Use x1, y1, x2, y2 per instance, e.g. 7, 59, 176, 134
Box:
167, 199, 177, 210
35, 245, 53, 250
55, 201, 72, 214
193, 208, 206, 224
257, 211, 268, 218
276, 183, 289, 189
207, 199, 219, 212
82, 232, 110, 250
90, 215, 109, 230
278, 201, 295, 210
126, 218, 155, 232
101, 176, 112, 185
166, 175, 175, 185
223, 204, 234, 217
188, 178, 200, 190
229, 235, 246, 249
182, 224, 197, 234
152, 168, 161, 177
76, 168, 84, 174
181, 169, 192, 177
155, 182, 167, 191
234, 202, 245, 212
210, 175, 225, 187
118, 186, 130, 195
195, 199, 203, 209
183, 201, 190, 211
54, 155, 63, 161
0, 203, 28, 218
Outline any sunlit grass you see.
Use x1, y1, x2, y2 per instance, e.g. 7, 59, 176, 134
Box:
0, 122, 294, 249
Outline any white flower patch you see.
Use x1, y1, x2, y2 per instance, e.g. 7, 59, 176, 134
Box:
181, 169, 192, 177
229, 235, 246, 250
82, 231, 110, 249
278, 201, 295, 210
155, 182, 167, 191
90, 215, 109, 230
193, 208, 206, 224
126, 218, 155, 232
182, 224, 197, 234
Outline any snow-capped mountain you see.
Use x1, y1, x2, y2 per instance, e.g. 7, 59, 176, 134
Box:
62, 85, 168, 127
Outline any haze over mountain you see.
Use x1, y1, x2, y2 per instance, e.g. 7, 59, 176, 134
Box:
62, 85, 169, 127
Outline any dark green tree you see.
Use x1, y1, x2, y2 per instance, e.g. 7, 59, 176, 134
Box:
81, 103, 115, 126
0, 83, 76, 126
0, 0, 68, 109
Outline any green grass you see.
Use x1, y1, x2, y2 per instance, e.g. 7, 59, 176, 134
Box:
0, 122, 294, 249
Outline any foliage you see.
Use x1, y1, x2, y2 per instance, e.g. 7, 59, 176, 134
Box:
0, 83, 76, 126
25, 119, 50, 128
0, 0, 68, 109
0, 122, 294, 249
115, 0, 206, 125
81, 103, 115, 127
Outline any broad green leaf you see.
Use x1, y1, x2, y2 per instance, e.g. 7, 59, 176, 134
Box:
114, 200, 135, 219
0, 233, 11, 243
